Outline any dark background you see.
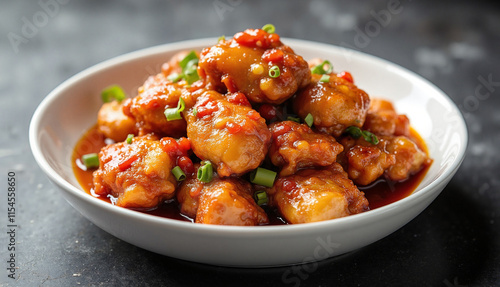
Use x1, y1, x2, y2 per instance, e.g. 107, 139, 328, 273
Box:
1, 0, 499, 286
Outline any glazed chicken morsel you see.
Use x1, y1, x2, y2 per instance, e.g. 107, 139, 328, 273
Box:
268, 121, 344, 176
268, 163, 369, 224
294, 72, 370, 137
177, 175, 268, 225
198, 28, 311, 104
84, 25, 432, 226
186, 90, 271, 177
93, 135, 177, 209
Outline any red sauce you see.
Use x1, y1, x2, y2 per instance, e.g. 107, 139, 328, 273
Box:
72, 125, 431, 225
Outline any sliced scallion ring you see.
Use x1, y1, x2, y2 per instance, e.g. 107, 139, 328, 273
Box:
254, 190, 269, 206
82, 153, 99, 169
164, 98, 186, 121
250, 167, 277, 187
319, 74, 330, 83
126, 134, 134, 144
304, 113, 314, 127
172, 166, 186, 181
101, 85, 126, 103
197, 160, 213, 183
269, 65, 280, 78
262, 24, 276, 34
311, 60, 333, 75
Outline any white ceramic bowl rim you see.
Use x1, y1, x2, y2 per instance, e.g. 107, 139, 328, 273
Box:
29, 38, 468, 236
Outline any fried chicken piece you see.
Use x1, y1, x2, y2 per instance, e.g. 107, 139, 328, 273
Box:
92, 135, 176, 209
177, 176, 269, 225
198, 28, 310, 104
186, 90, 271, 177
363, 98, 410, 137
97, 100, 137, 142
294, 73, 370, 137
268, 121, 343, 176
268, 163, 369, 224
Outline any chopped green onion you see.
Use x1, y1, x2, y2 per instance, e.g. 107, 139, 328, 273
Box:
192, 107, 198, 116
82, 153, 99, 169
218, 35, 225, 42
164, 98, 186, 121
167, 72, 183, 83
197, 160, 213, 183
262, 24, 276, 34
179, 51, 199, 70
101, 85, 126, 103
287, 116, 300, 123
254, 190, 269, 206
304, 113, 314, 127
126, 134, 134, 144
183, 59, 200, 84
172, 166, 186, 181
344, 126, 380, 145
319, 74, 330, 83
311, 60, 333, 75
269, 65, 280, 78
250, 167, 277, 187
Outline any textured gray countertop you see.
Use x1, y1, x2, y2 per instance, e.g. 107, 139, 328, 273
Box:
1, 0, 499, 286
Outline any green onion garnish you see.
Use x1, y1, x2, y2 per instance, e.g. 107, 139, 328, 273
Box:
172, 166, 186, 181
304, 113, 314, 127
269, 65, 280, 78
82, 153, 99, 169
262, 24, 276, 34
344, 126, 380, 145
167, 72, 183, 83
164, 98, 186, 121
192, 108, 198, 116
179, 51, 198, 70
218, 35, 225, 42
101, 85, 126, 103
168, 51, 200, 85
197, 160, 213, 183
254, 190, 269, 206
126, 134, 134, 144
250, 167, 277, 187
287, 116, 300, 123
319, 74, 330, 83
311, 60, 333, 75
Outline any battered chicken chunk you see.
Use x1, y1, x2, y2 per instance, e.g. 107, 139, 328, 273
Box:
268, 121, 344, 176
186, 90, 271, 177
97, 100, 137, 142
363, 98, 410, 137
177, 176, 269, 225
92, 135, 177, 209
268, 163, 369, 224
294, 73, 370, 137
198, 28, 310, 104
340, 135, 430, 185
122, 75, 187, 138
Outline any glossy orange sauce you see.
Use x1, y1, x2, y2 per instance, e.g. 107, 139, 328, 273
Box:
72, 125, 431, 224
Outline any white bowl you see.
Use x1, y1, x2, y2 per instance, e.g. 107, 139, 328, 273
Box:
29, 38, 467, 267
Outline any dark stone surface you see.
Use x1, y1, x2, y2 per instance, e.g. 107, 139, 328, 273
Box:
1, 0, 498, 286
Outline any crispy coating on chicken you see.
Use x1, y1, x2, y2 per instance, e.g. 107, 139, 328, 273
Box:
268, 163, 369, 224
93, 135, 177, 209
198, 29, 310, 104
177, 176, 269, 225
294, 73, 370, 137
186, 90, 271, 177
268, 121, 343, 176
97, 100, 137, 142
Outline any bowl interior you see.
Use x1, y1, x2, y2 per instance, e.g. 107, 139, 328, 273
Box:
29, 38, 468, 266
